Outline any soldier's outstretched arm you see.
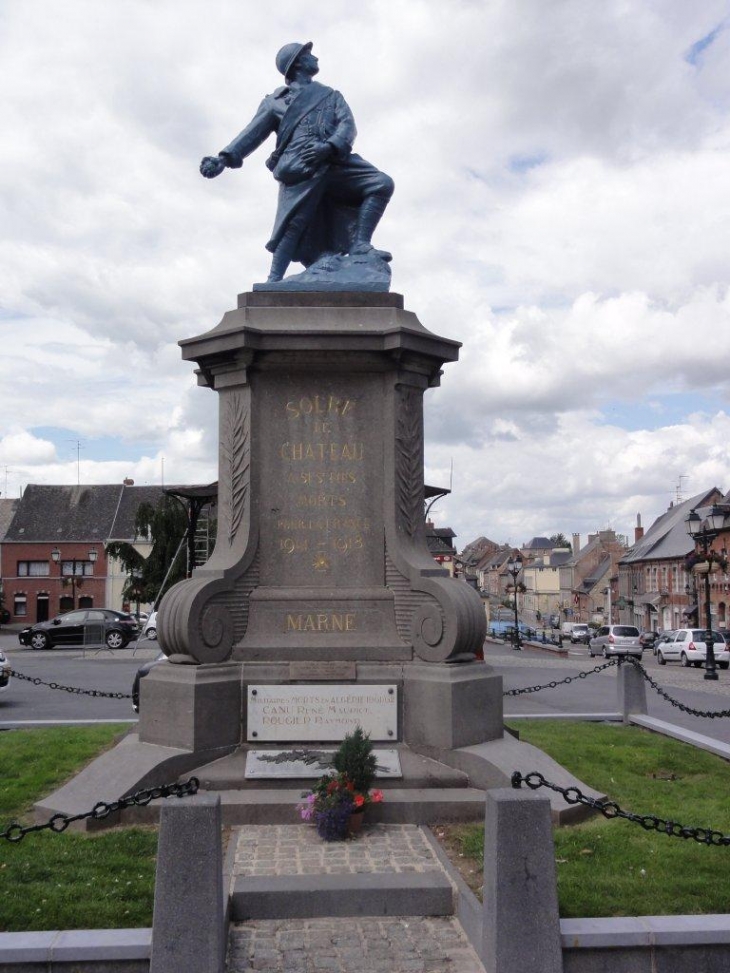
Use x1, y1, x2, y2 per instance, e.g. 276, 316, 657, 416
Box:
219, 95, 279, 168
199, 94, 278, 178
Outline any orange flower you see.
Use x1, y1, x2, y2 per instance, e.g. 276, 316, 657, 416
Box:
371, 789, 384, 803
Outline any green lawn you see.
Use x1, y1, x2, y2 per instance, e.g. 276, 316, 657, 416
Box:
446, 721, 730, 918
0, 726, 158, 931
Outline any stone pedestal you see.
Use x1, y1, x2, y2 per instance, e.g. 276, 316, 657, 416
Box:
403, 663, 503, 750
142, 291, 492, 755
157, 292, 485, 669
138, 663, 242, 750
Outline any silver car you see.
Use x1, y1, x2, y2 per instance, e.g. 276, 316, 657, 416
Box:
589, 624, 642, 658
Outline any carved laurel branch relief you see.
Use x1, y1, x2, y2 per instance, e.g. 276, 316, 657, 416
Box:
222, 392, 250, 546
395, 387, 424, 537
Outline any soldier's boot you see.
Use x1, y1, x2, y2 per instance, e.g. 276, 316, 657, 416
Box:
351, 195, 392, 261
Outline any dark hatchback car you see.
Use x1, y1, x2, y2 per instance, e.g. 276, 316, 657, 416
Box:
19, 609, 139, 650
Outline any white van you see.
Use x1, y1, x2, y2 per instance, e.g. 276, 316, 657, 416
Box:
561, 622, 590, 643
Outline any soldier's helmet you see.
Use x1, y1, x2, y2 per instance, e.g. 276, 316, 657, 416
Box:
275, 42, 313, 80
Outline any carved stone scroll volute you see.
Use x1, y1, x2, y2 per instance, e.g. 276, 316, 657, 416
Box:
157, 383, 256, 664
387, 383, 486, 662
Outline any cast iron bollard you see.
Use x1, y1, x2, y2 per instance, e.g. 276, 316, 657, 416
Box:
481, 789, 563, 973
150, 794, 225, 973
618, 658, 648, 722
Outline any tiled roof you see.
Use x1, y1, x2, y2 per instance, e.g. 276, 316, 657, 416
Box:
5, 484, 167, 543
620, 489, 721, 564
0, 499, 18, 540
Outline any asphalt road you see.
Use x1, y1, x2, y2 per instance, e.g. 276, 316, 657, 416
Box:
0, 630, 159, 726
2, 629, 729, 746
491, 639, 730, 745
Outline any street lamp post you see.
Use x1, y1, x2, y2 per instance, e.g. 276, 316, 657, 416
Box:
51, 547, 99, 611
131, 568, 142, 619
506, 555, 523, 651
685, 505, 727, 681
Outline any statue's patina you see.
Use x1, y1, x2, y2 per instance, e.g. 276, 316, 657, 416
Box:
201, 42, 394, 290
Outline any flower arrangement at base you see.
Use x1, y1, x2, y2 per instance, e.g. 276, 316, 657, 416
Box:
297, 727, 385, 841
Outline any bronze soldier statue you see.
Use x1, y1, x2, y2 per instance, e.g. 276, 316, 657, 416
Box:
201, 42, 394, 284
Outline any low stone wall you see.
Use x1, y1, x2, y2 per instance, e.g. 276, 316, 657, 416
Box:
427, 790, 730, 973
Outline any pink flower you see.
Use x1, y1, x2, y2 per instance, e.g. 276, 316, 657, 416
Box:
370, 789, 384, 803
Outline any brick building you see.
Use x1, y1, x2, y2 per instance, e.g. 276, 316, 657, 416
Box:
2, 483, 165, 624
617, 488, 726, 632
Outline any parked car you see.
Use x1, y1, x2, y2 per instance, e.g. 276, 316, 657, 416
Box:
142, 611, 158, 641
132, 652, 166, 712
638, 631, 658, 650
18, 609, 139, 650
0, 650, 10, 697
656, 629, 730, 669
568, 623, 591, 644
589, 624, 642, 658
652, 631, 675, 655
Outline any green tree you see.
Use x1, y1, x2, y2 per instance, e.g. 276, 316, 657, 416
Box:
106, 496, 188, 607
550, 532, 571, 549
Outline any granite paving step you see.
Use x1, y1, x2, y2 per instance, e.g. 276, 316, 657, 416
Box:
229, 824, 457, 922
226, 916, 486, 973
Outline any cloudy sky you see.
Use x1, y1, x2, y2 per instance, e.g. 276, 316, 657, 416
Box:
3, 0, 730, 549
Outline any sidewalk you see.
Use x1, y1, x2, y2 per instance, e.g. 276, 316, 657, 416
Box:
225, 823, 486, 972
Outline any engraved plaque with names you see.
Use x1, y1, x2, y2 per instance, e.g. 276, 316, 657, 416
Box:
247, 684, 397, 742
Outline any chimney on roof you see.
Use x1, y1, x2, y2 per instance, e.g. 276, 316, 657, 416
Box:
635, 513, 644, 543
123, 478, 134, 486
572, 533, 580, 555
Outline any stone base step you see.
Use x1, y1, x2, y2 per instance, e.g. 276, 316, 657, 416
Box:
231, 872, 454, 920
198, 744, 471, 790
113, 787, 486, 828
227, 916, 486, 973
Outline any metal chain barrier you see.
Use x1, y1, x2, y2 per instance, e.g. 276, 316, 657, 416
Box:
503, 658, 620, 697
512, 770, 730, 846
0, 777, 199, 842
8, 668, 132, 700
503, 656, 730, 718
622, 657, 730, 719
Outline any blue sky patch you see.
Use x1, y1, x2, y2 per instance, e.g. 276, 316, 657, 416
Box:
32, 426, 157, 463
685, 22, 725, 65
508, 152, 548, 174
598, 393, 720, 431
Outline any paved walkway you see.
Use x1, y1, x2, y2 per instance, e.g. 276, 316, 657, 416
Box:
231, 823, 446, 877
227, 916, 485, 973
226, 823, 486, 973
